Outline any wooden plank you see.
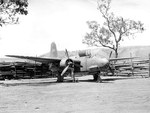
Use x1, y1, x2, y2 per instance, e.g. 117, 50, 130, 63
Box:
149, 54, 150, 77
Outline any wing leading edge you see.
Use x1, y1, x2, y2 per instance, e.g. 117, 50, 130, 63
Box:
6, 55, 61, 64
109, 57, 138, 61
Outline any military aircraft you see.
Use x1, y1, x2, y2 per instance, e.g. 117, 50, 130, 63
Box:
6, 42, 137, 82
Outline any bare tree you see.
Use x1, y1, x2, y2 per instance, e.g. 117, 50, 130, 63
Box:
0, 0, 28, 26
83, 0, 144, 58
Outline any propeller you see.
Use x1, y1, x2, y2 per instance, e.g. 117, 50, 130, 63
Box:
61, 65, 70, 76
60, 49, 74, 77
60, 49, 82, 82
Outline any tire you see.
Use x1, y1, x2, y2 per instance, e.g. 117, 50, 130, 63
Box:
93, 71, 102, 83
93, 74, 98, 81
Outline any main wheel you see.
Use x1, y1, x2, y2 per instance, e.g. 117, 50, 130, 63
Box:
93, 71, 102, 83
93, 74, 98, 81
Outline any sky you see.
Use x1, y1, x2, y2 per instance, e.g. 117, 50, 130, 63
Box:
0, 0, 150, 57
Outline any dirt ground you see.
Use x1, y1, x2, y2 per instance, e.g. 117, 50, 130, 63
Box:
0, 76, 150, 113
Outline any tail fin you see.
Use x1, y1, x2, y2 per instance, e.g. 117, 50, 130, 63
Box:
50, 42, 58, 57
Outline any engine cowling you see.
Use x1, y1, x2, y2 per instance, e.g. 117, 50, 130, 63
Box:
59, 58, 73, 68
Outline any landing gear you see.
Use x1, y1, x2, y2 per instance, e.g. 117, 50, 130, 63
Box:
93, 71, 102, 83
57, 72, 64, 82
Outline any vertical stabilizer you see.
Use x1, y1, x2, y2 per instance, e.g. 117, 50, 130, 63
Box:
50, 42, 58, 57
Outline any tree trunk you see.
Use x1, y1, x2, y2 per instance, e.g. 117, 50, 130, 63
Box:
115, 49, 118, 58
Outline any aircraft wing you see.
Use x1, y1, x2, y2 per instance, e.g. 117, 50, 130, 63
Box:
114, 64, 131, 68
0, 64, 12, 68
6, 55, 61, 64
109, 57, 138, 61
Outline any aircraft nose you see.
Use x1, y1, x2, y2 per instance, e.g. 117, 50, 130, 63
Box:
96, 57, 109, 67
101, 58, 109, 65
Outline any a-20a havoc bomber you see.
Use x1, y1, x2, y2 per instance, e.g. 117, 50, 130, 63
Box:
3, 42, 137, 82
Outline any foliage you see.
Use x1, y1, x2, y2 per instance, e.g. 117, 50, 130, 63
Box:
83, 0, 144, 58
0, 0, 28, 26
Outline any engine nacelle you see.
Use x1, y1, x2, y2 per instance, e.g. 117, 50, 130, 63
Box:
59, 58, 73, 67
78, 50, 91, 57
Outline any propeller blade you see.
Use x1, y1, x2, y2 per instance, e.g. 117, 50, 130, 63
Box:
65, 49, 69, 59
109, 51, 112, 59
61, 65, 69, 76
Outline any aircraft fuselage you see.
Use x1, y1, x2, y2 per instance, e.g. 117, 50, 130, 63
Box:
74, 56, 109, 72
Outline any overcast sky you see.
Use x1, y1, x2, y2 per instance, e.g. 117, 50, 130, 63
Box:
0, 0, 150, 57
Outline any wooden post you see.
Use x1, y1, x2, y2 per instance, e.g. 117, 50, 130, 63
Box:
148, 53, 150, 77
130, 53, 134, 76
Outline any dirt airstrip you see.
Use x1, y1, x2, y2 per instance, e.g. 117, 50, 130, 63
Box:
0, 76, 150, 113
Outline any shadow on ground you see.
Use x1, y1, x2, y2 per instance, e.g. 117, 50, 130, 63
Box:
79, 76, 134, 83
0, 76, 134, 87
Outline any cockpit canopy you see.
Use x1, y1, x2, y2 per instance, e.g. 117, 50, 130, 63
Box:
78, 50, 91, 57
